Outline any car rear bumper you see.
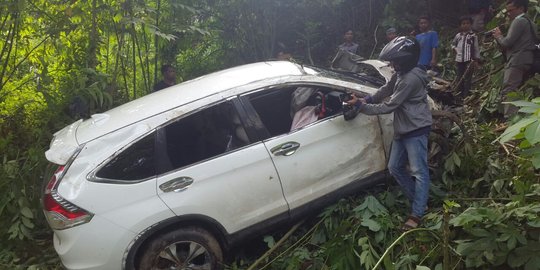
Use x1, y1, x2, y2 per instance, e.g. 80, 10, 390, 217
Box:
53, 215, 135, 270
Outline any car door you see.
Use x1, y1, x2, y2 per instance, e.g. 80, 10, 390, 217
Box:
241, 84, 387, 212
155, 100, 289, 234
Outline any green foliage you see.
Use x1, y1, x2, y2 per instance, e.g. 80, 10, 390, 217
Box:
176, 36, 227, 80
0, 0, 539, 268
226, 3, 540, 269
498, 96, 540, 168
209, 0, 387, 64
0, 0, 218, 267
450, 199, 540, 269
238, 192, 446, 270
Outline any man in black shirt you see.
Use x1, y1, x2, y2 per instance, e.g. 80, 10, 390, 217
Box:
153, 64, 176, 92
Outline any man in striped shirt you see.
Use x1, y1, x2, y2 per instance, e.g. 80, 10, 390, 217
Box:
452, 16, 481, 100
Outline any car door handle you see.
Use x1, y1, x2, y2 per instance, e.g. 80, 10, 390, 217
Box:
271, 142, 301, 156
159, 177, 194, 193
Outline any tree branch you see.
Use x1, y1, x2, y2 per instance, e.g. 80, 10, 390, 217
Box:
0, 36, 50, 91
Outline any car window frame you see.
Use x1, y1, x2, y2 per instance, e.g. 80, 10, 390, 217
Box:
89, 130, 158, 184
238, 82, 361, 141
153, 97, 257, 176
88, 98, 256, 183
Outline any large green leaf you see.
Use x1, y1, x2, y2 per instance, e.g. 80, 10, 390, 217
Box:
20, 207, 33, 219
498, 118, 536, 143
360, 218, 381, 232
532, 152, 540, 169
504, 100, 540, 109
524, 120, 540, 144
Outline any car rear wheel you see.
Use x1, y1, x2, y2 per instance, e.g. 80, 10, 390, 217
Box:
138, 227, 223, 270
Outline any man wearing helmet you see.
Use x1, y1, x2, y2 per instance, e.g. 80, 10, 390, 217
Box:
346, 36, 433, 230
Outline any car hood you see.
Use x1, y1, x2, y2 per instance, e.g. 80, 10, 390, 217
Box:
360, 59, 394, 81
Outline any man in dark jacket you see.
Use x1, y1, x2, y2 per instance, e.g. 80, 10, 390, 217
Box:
347, 37, 433, 230
493, 0, 537, 117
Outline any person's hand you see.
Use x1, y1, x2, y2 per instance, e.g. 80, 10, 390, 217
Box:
345, 94, 358, 106
345, 94, 367, 105
493, 27, 502, 39
430, 59, 437, 68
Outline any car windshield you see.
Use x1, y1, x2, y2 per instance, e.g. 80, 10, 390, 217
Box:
305, 65, 386, 88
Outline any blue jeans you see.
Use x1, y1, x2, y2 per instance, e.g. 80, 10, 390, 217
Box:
388, 134, 430, 218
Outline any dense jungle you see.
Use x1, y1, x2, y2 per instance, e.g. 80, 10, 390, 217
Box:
0, 0, 539, 269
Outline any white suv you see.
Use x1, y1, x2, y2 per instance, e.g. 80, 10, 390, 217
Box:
43, 60, 396, 270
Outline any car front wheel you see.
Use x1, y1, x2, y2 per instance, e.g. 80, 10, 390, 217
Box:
138, 227, 223, 270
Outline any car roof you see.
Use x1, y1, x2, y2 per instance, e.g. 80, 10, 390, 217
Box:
75, 61, 307, 144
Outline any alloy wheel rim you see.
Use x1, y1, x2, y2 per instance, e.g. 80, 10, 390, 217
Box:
153, 241, 212, 270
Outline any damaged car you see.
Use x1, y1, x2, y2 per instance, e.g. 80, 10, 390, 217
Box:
43, 60, 404, 270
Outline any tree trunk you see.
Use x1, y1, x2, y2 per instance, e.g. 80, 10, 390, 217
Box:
88, 0, 99, 69
153, 0, 161, 87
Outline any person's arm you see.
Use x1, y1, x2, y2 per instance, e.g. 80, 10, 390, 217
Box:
494, 18, 526, 48
359, 79, 414, 115
451, 34, 459, 52
345, 73, 397, 107
369, 73, 398, 103
430, 32, 439, 67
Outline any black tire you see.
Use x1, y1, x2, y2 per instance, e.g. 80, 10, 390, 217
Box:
137, 227, 223, 270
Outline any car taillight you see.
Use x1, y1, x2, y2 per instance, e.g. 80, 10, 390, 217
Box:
43, 165, 93, 230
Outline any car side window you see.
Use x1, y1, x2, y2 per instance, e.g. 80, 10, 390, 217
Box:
158, 101, 249, 173
95, 132, 156, 181
246, 85, 347, 138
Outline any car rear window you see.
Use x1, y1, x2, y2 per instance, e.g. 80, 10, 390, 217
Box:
95, 133, 156, 181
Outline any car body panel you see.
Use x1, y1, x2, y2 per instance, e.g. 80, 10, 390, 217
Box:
45, 119, 83, 165
361, 59, 394, 81
156, 143, 289, 234
53, 215, 134, 270
56, 123, 153, 201
54, 123, 176, 233
262, 113, 386, 210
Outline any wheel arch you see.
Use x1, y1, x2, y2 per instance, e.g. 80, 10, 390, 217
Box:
123, 214, 230, 270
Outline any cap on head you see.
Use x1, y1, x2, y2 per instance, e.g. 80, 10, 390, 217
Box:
386, 28, 397, 35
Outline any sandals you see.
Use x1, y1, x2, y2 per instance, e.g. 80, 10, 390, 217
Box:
400, 215, 421, 231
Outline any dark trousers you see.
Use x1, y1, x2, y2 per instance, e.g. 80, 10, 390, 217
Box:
500, 65, 531, 118
456, 61, 473, 98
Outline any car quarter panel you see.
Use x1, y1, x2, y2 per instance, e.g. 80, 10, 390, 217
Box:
53, 214, 136, 270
